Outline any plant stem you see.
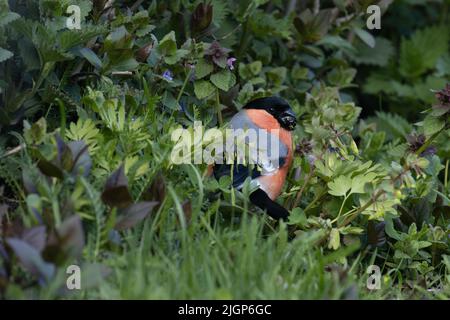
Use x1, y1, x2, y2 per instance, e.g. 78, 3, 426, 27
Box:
215, 88, 223, 126
332, 193, 350, 224
445, 159, 449, 189
340, 190, 385, 227
304, 188, 327, 213
176, 68, 193, 105
291, 169, 313, 209
415, 125, 448, 156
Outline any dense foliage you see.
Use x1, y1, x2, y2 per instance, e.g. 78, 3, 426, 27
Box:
0, 0, 449, 299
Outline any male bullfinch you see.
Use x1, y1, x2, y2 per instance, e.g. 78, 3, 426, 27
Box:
213, 97, 296, 220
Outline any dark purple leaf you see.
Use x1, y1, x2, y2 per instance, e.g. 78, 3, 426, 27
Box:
37, 158, 64, 179
191, 3, 213, 34
142, 173, 166, 204
58, 215, 85, 257
367, 221, 386, 247
115, 201, 158, 231
101, 164, 133, 208
22, 170, 38, 194
6, 238, 55, 281
68, 141, 92, 177
22, 226, 46, 252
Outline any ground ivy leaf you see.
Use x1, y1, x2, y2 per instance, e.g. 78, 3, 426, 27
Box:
210, 70, 236, 91
194, 80, 216, 99
195, 58, 214, 79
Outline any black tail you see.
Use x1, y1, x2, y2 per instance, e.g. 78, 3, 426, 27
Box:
249, 188, 289, 221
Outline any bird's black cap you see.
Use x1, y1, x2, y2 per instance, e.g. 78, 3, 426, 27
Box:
243, 96, 290, 110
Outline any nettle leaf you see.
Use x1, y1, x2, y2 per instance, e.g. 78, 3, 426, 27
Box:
0, 47, 13, 63
210, 70, 236, 91
354, 28, 375, 48
101, 164, 133, 208
399, 26, 449, 78
194, 80, 216, 99
349, 37, 394, 67
115, 201, 158, 231
0, 11, 20, 28
195, 58, 214, 79
422, 115, 445, 137
328, 175, 351, 196
6, 238, 55, 281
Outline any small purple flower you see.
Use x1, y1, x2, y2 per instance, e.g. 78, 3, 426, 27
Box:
162, 70, 173, 81
227, 57, 236, 70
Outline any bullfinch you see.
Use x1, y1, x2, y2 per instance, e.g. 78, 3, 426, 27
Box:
213, 96, 296, 220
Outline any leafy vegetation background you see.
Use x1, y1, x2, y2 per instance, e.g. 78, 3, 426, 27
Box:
1, 0, 450, 299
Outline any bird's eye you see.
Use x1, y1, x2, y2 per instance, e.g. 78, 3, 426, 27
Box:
268, 107, 275, 113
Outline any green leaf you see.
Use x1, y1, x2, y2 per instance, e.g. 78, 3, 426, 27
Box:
328, 175, 351, 197
328, 228, 340, 250
350, 173, 376, 194
288, 208, 308, 227
0, 47, 13, 63
399, 26, 449, 78
0, 11, 20, 28
194, 80, 216, 99
158, 31, 177, 56
349, 37, 394, 67
423, 115, 445, 137
354, 28, 375, 48
79, 47, 102, 69
210, 70, 236, 91
195, 58, 214, 79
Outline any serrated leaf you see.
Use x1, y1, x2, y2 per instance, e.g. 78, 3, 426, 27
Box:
210, 70, 236, 91
0, 12, 20, 28
195, 58, 214, 79
349, 37, 394, 67
354, 28, 375, 48
194, 80, 216, 99
423, 115, 445, 137
0, 47, 13, 63
399, 26, 449, 78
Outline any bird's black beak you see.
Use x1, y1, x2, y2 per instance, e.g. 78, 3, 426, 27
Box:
279, 109, 297, 131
